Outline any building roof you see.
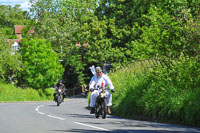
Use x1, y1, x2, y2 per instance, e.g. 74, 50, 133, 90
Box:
7, 39, 22, 45
14, 25, 25, 34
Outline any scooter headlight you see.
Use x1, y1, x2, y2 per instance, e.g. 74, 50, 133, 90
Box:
58, 89, 62, 92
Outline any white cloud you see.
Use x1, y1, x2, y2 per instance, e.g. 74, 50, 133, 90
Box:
21, 1, 31, 10
0, 0, 27, 2
0, 0, 31, 11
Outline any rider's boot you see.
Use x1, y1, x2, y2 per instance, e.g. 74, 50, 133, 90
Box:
53, 96, 56, 101
62, 94, 66, 102
107, 106, 111, 114
90, 107, 95, 114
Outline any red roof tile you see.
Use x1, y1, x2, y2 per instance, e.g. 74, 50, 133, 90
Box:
7, 39, 22, 45
14, 25, 25, 34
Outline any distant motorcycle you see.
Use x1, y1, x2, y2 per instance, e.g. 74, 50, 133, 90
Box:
54, 88, 64, 106
94, 83, 107, 119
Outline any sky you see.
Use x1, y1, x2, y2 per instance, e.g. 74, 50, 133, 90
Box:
0, 0, 31, 11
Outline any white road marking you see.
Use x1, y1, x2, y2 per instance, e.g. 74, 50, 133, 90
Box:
35, 103, 108, 131
35, 105, 65, 120
47, 115, 65, 120
38, 112, 45, 115
74, 122, 109, 131
35, 105, 45, 115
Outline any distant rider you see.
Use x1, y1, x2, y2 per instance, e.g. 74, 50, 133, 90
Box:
53, 80, 66, 102
89, 67, 115, 114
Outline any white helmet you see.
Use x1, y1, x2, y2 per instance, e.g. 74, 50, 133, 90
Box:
95, 67, 102, 73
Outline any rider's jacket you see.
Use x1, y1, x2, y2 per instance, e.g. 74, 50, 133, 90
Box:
89, 73, 114, 91
54, 83, 65, 91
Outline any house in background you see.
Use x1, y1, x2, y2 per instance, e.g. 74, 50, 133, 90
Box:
7, 39, 21, 51
15, 25, 25, 39
8, 25, 34, 51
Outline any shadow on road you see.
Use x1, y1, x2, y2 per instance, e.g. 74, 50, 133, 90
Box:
64, 113, 93, 119
51, 129, 194, 133
62, 113, 200, 133
51, 129, 109, 132
48, 104, 58, 107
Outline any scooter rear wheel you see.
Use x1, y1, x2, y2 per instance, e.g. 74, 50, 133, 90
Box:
57, 95, 61, 106
102, 99, 107, 119
95, 107, 99, 118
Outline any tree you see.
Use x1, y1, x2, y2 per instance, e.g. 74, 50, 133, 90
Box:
20, 38, 64, 89
0, 5, 31, 38
130, 2, 200, 59
0, 33, 22, 83
29, 0, 98, 87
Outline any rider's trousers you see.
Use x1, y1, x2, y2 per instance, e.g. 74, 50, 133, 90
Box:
90, 89, 112, 107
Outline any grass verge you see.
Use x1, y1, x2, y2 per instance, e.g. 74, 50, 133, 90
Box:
0, 82, 54, 102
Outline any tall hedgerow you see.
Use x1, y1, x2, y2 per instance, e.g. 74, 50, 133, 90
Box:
111, 56, 200, 126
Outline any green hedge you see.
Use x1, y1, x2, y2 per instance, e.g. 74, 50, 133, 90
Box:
110, 56, 200, 127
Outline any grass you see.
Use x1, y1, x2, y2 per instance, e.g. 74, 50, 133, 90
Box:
110, 61, 151, 117
109, 57, 200, 127
0, 82, 54, 102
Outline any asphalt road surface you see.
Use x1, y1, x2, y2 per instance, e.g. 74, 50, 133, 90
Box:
0, 97, 200, 133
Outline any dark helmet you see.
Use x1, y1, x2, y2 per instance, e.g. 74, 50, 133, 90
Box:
58, 79, 63, 83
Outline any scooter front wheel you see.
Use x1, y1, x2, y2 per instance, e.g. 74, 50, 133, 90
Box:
101, 99, 107, 119
95, 105, 100, 118
57, 95, 61, 106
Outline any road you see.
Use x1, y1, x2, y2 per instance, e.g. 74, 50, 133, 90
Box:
0, 97, 200, 133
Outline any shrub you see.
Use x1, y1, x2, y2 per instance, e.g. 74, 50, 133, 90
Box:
20, 38, 64, 89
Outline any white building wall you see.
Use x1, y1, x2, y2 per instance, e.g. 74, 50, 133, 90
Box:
12, 42, 20, 51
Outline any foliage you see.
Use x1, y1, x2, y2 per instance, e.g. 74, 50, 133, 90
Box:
78, 17, 127, 68
0, 5, 30, 38
64, 47, 86, 87
20, 38, 64, 89
29, 0, 97, 87
28, 0, 200, 91
111, 56, 200, 126
0, 33, 22, 83
133, 6, 200, 58
143, 56, 200, 125
0, 0, 199, 127
110, 61, 151, 117
29, 0, 132, 86
95, 0, 156, 61
0, 5, 29, 27
95, 0, 200, 60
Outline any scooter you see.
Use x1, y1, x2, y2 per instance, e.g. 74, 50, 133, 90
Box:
55, 88, 64, 106
95, 83, 107, 119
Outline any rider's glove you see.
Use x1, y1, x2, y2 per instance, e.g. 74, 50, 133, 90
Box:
111, 89, 115, 93
89, 88, 94, 92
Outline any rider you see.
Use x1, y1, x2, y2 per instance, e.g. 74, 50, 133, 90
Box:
89, 66, 115, 114
53, 79, 66, 102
